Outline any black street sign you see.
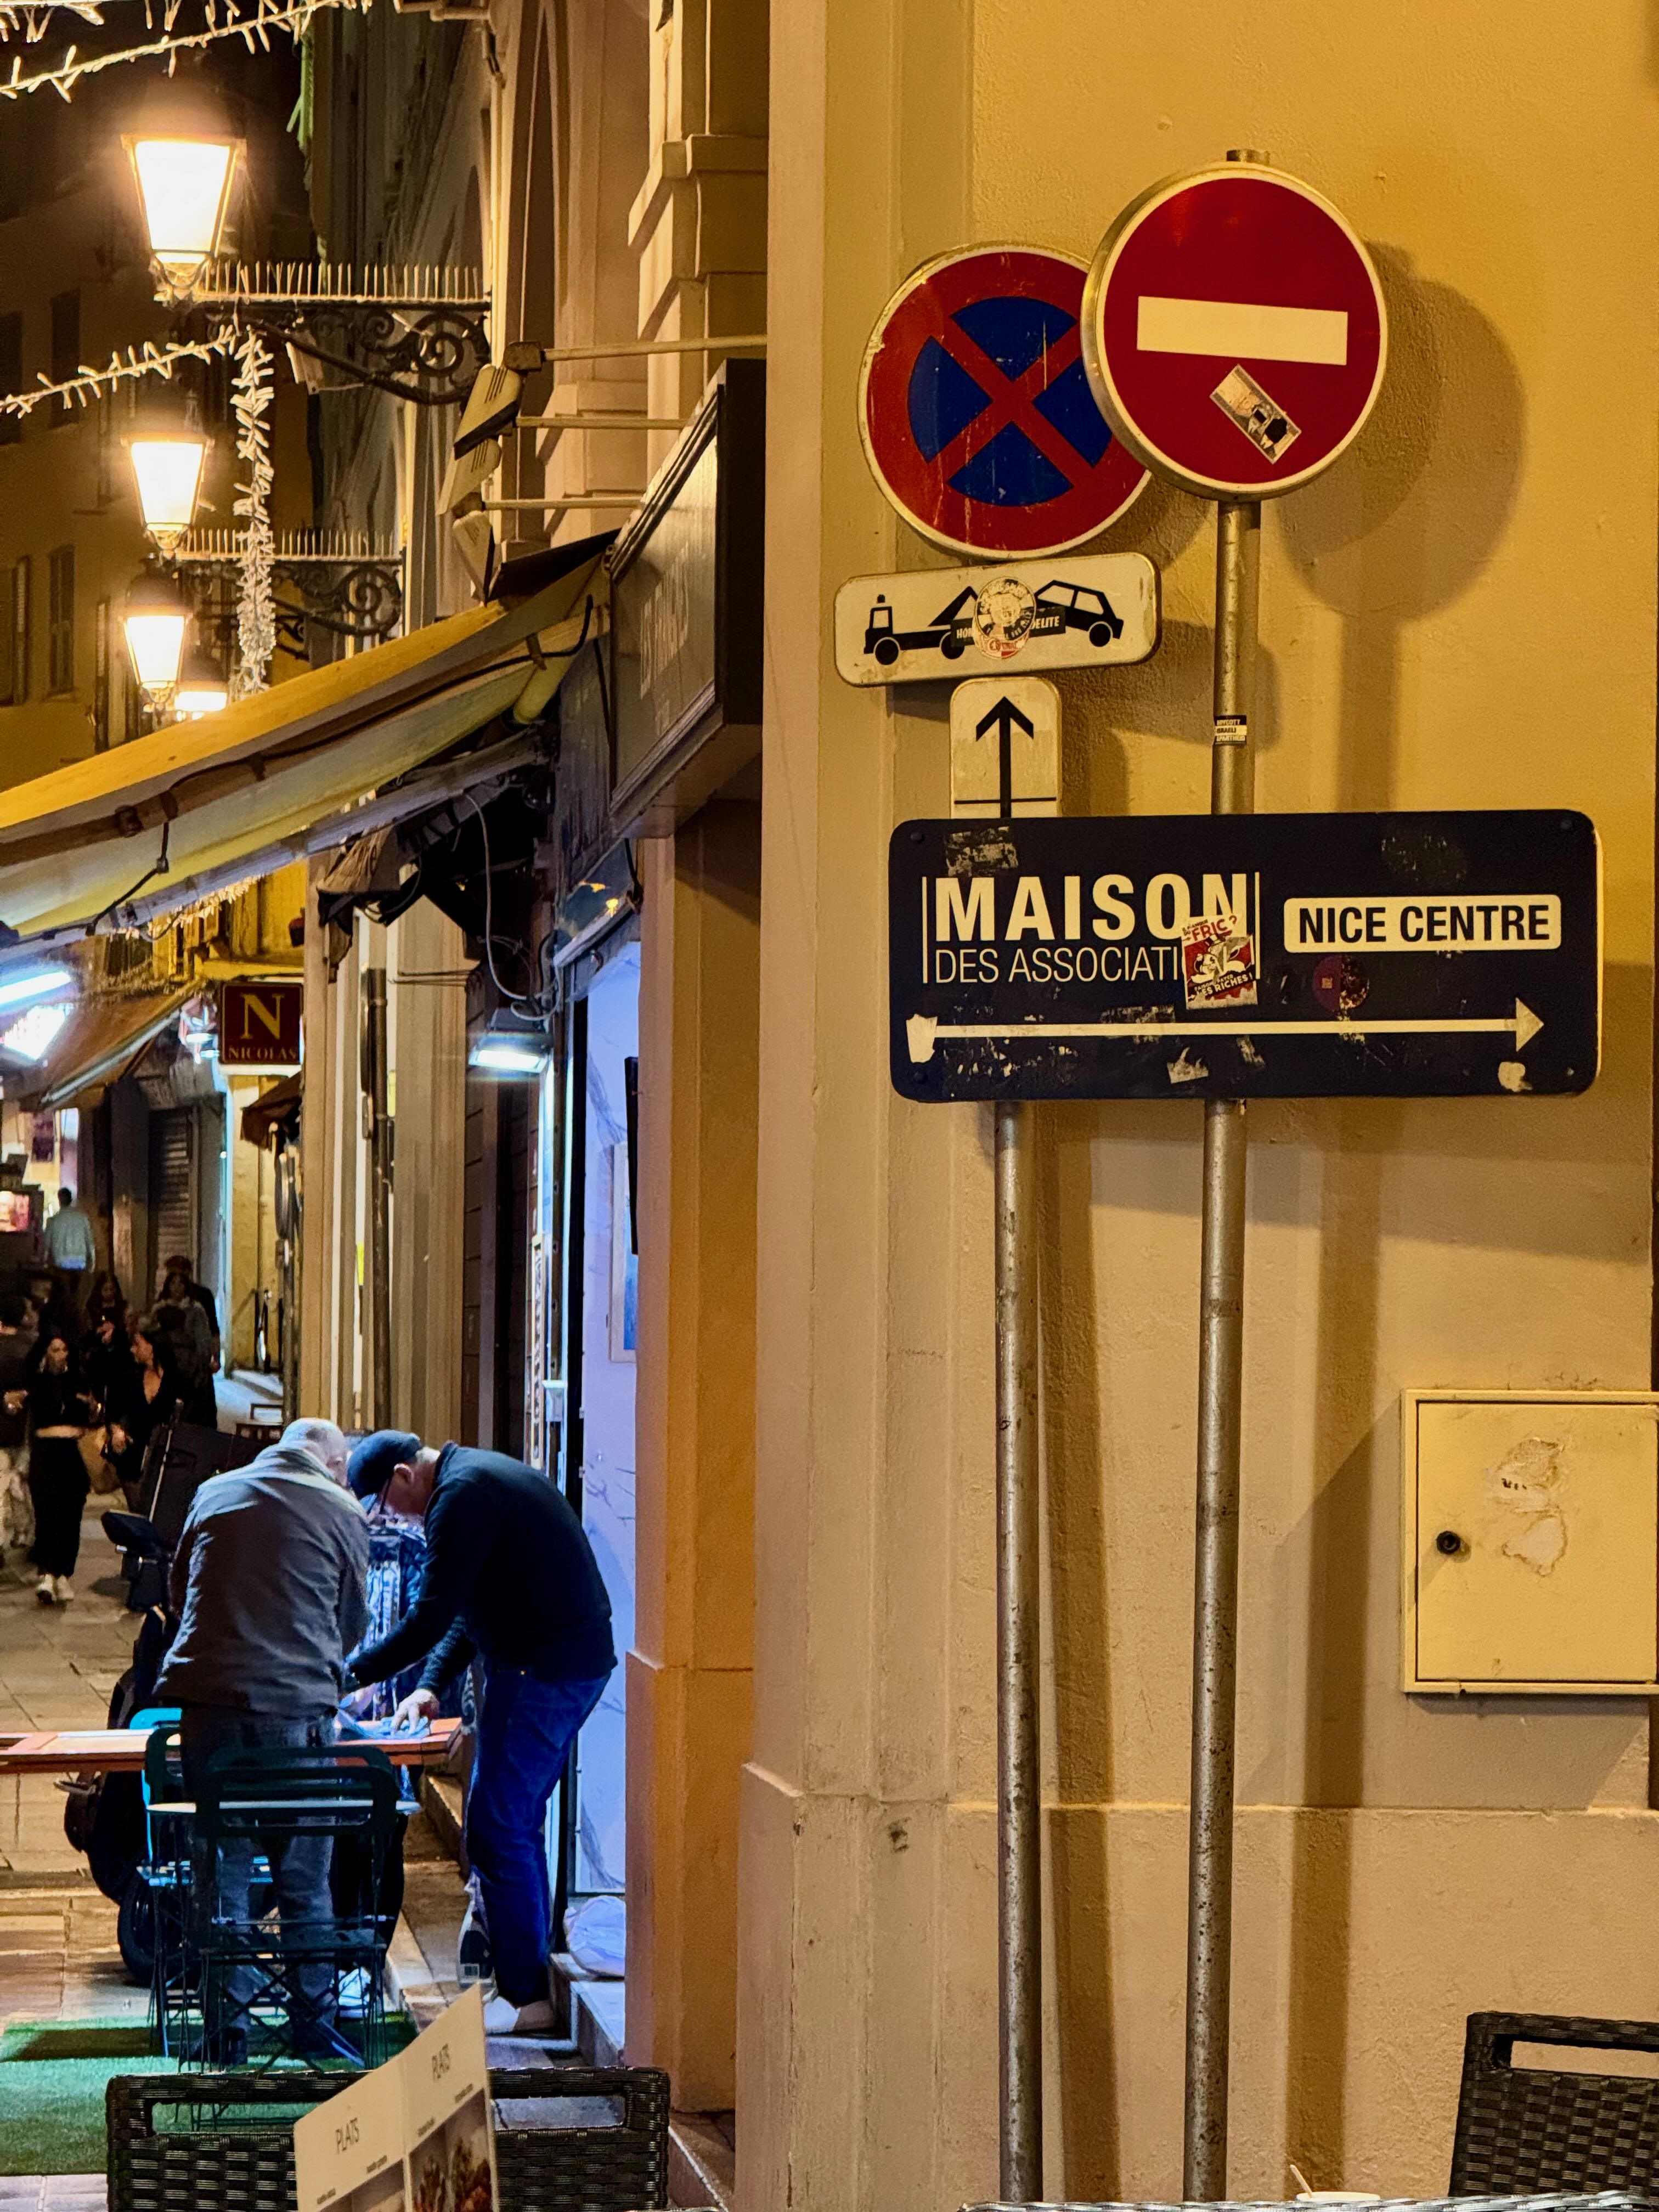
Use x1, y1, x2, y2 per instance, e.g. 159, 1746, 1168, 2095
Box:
890, 810, 1600, 1102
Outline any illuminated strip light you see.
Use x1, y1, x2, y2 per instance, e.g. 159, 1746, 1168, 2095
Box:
0, 966, 72, 1010
0, 1003, 68, 1063
1136, 296, 1348, 364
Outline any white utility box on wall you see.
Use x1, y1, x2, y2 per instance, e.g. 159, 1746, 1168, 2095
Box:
1402, 1389, 1659, 1695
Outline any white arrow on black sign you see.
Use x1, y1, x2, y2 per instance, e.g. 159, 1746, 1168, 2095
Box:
906, 998, 1545, 1063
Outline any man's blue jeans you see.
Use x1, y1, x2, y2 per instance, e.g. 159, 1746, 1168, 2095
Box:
466, 1664, 610, 2006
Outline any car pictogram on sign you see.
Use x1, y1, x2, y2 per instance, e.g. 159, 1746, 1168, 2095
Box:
1033, 580, 1123, 646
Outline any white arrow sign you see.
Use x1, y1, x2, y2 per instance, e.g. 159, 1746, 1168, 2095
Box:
950, 677, 1059, 819
906, 998, 1544, 1064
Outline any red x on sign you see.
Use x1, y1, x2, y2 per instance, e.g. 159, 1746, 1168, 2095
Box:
860, 246, 1148, 558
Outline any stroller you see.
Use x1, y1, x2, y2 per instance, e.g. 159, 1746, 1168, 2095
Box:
62, 1419, 415, 1984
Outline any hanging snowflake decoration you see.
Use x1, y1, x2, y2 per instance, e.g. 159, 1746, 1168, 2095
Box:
230, 325, 275, 698
0, 329, 234, 419
0, 0, 372, 100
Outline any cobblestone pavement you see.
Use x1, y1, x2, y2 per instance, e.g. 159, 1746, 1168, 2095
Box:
0, 1504, 151, 2202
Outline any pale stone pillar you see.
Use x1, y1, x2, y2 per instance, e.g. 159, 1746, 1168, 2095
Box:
628, 800, 761, 2111
298, 855, 341, 1422
738, 3, 999, 2205
387, 898, 469, 1447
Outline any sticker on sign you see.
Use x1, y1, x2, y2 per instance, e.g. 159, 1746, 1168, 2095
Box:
1082, 161, 1387, 500
834, 550, 1159, 686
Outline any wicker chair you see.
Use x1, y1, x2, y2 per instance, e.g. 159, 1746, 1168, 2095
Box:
1451, 2010, 1659, 2195
107, 2064, 671, 2212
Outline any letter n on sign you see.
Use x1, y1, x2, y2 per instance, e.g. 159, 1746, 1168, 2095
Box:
218, 979, 303, 1068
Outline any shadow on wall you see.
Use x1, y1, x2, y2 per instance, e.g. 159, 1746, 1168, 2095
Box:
1063, 251, 1526, 817
1033, 254, 1534, 2195
1278, 247, 1526, 808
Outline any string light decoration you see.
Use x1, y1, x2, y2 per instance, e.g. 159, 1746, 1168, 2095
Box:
0, 0, 370, 101
230, 325, 275, 697
0, 329, 233, 419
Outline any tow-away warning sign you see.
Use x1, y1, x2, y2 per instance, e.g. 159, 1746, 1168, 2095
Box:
889, 810, 1599, 1102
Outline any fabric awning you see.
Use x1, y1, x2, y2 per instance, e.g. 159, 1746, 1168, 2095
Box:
7, 986, 196, 1111
0, 539, 605, 948
240, 1069, 303, 1148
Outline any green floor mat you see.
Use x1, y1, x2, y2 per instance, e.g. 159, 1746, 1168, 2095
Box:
3, 2021, 156, 2061
0, 2011, 415, 2173
0, 2020, 177, 2174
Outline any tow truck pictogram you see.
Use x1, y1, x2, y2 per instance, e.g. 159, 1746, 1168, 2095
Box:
864, 578, 1124, 665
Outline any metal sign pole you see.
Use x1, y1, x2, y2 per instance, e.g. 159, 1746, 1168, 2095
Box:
1183, 496, 1259, 2200
996, 1094, 1043, 2200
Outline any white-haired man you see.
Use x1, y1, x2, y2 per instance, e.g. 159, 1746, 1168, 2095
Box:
155, 1417, 367, 2061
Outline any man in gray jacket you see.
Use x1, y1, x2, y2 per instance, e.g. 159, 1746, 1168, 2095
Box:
155, 1418, 366, 2058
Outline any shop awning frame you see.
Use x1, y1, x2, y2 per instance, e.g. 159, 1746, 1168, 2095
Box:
7, 984, 197, 1112
0, 540, 607, 952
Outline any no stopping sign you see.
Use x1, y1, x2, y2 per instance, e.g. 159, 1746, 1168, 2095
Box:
1082, 164, 1386, 499
860, 245, 1149, 557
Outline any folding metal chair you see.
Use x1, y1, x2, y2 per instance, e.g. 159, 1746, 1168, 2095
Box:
190, 1743, 399, 2071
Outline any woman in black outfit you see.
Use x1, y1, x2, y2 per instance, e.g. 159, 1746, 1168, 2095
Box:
80, 1289, 132, 1427
105, 1316, 181, 1506
16, 1332, 95, 1604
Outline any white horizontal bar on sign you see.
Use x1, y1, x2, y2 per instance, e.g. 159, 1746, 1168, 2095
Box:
1136, 295, 1348, 365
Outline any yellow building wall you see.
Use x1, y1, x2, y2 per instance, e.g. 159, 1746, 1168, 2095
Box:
743, 1, 1659, 2204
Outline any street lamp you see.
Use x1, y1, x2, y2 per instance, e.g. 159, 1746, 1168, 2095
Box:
126, 428, 210, 555
174, 648, 229, 719
121, 569, 189, 710
121, 115, 486, 407
122, 131, 242, 299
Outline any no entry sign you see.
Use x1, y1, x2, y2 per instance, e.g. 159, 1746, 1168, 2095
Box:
860, 246, 1149, 557
890, 811, 1599, 1102
1082, 165, 1386, 498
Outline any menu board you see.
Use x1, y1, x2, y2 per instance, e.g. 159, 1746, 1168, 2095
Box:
294, 1987, 497, 2212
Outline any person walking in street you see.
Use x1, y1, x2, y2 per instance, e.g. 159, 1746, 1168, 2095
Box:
0, 1296, 31, 1551
344, 1430, 616, 2037
154, 1418, 366, 2063
14, 1330, 95, 1603
80, 1279, 132, 1426
162, 1254, 221, 1378
105, 1315, 181, 1505
155, 1268, 217, 1426
43, 1188, 95, 1274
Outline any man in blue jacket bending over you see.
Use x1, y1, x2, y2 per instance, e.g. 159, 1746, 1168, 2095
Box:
343, 1430, 615, 2037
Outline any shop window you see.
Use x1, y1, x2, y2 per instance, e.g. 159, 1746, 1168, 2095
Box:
0, 312, 21, 448
49, 290, 78, 425
47, 545, 73, 696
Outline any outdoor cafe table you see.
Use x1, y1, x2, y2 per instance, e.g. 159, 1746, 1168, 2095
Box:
0, 1718, 462, 1773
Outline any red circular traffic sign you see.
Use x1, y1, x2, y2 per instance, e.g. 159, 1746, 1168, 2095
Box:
1082, 165, 1386, 499
860, 245, 1149, 557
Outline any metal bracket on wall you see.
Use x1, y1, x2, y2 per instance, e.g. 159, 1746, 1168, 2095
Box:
185, 265, 492, 407
175, 532, 406, 648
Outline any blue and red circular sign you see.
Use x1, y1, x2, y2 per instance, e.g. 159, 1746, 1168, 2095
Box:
1083, 165, 1386, 499
859, 245, 1149, 557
